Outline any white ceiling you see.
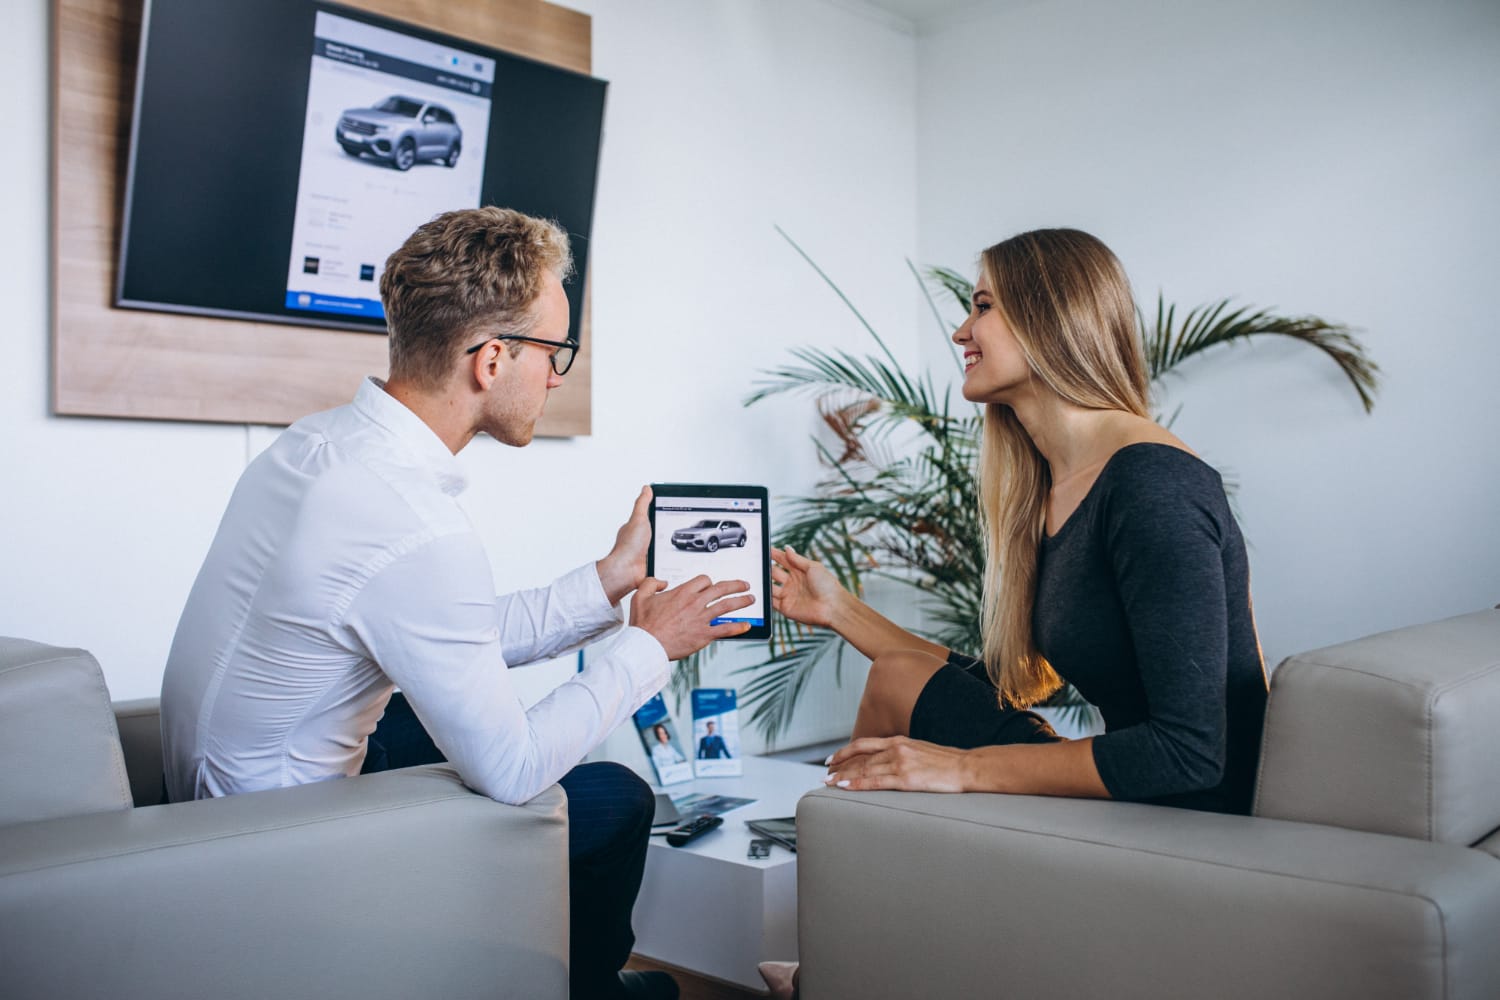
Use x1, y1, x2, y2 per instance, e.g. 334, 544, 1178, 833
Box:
857, 0, 994, 28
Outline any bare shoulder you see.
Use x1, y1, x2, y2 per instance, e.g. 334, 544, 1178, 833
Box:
1106, 412, 1196, 458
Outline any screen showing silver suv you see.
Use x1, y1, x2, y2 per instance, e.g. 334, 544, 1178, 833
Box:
671, 519, 747, 552
337, 95, 463, 170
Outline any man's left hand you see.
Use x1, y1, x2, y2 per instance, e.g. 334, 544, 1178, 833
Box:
597, 485, 653, 605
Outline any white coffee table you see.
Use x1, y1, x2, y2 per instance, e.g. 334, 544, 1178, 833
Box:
627, 755, 826, 990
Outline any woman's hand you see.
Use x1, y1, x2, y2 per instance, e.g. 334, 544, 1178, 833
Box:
822, 735, 969, 793
770, 545, 847, 629
826, 736, 1110, 798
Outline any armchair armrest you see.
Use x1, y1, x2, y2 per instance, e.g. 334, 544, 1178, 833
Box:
796, 788, 1500, 1000
0, 766, 569, 1000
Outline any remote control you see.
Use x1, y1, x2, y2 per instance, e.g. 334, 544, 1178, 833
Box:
665, 815, 724, 847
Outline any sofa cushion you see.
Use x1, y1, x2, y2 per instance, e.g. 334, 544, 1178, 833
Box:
1253, 609, 1500, 845
0, 638, 133, 824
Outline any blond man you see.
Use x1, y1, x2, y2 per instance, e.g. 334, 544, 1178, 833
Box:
163, 207, 745, 1000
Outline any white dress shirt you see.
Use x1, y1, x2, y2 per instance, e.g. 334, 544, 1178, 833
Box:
162, 377, 669, 805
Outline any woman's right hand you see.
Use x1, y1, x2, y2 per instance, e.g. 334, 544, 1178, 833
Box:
770, 545, 847, 629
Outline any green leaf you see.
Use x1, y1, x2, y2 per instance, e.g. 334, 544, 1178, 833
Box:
926, 266, 973, 314
1144, 292, 1380, 412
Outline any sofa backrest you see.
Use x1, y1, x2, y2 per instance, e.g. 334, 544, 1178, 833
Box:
1253, 609, 1500, 846
0, 637, 134, 825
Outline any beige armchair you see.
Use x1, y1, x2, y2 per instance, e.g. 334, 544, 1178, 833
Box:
795, 609, 1500, 999
0, 638, 570, 1000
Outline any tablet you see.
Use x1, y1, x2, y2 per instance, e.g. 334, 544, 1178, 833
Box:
745, 816, 797, 852
647, 483, 771, 641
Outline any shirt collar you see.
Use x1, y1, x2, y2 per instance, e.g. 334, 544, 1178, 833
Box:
352, 377, 469, 497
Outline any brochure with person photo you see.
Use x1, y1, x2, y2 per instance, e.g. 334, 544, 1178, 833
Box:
691, 688, 743, 777
633, 694, 694, 786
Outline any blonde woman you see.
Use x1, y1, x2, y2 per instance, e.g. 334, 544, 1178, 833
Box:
774, 228, 1269, 816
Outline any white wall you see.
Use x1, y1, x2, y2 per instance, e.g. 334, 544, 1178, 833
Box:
12, 0, 1488, 758
913, 0, 1500, 670
0, 0, 918, 757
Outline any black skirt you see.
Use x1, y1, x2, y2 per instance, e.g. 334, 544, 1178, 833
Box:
908, 650, 1064, 748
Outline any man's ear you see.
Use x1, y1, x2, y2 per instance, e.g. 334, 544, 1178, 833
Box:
469, 340, 504, 390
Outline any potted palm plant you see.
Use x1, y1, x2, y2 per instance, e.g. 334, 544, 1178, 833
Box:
675, 231, 1379, 743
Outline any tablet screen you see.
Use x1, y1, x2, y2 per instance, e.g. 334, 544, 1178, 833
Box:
648, 484, 770, 640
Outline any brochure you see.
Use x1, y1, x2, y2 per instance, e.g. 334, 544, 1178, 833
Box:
632, 694, 693, 787
671, 793, 756, 822
691, 688, 743, 777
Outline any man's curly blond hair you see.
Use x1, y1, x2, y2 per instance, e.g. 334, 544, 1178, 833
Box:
380, 206, 574, 388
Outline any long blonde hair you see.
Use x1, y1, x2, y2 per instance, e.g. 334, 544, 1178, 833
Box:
977, 229, 1150, 705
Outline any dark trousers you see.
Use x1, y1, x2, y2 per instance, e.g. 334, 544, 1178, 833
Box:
363, 693, 654, 1000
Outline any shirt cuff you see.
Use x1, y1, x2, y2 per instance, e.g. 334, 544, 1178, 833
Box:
600, 625, 671, 705
561, 561, 626, 631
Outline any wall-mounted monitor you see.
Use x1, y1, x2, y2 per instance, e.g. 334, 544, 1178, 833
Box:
117, 0, 607, 340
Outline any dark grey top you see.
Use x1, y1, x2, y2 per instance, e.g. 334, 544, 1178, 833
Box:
1034, 443, 1268, 814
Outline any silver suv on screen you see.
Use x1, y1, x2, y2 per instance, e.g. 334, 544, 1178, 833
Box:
336, 95, 463, 171
670, 519, 747, 553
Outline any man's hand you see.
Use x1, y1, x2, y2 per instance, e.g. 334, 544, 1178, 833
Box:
596, 486, 653, 605
631, 575, 754, 660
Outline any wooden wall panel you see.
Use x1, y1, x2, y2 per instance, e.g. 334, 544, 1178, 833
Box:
53, 0, 593, 434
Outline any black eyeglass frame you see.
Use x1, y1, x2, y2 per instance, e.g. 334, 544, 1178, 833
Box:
464, 334, 579, 376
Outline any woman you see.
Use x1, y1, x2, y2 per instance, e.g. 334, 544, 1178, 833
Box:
776, 228, 1269, 814
649, 722, 686, 769
761, 228, 1269, 999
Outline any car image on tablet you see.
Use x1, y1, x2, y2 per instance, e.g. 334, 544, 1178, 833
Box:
671, 519, 747, 552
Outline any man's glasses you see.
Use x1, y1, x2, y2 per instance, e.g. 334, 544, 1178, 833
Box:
464, 334, 579, 376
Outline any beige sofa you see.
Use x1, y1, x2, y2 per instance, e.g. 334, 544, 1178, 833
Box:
796, 609, 1500, 999
0, 638, 570, 1000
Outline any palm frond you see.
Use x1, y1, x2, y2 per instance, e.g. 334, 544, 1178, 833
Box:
669, 648, 704, 707
733, 627, 846, 746
745, 346, 949, 429
927, 266, 973, 314
1037, 681, 1100, 732
1141, 293, 1380, 412
911, 259, 968, 376
775, 226, 905, 375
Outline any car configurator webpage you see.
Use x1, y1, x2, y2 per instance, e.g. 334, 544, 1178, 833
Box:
653, 496, 766, 628
284, 11, 494, 321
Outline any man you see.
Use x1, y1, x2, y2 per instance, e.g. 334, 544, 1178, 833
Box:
161, 207, 749, 1000
697, 720, 731, 759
